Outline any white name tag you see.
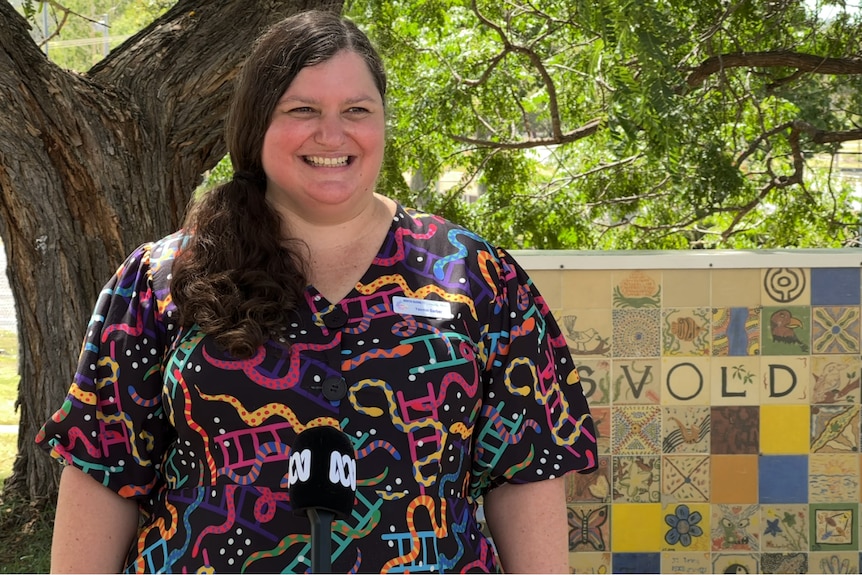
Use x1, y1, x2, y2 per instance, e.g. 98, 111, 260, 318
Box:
392, 296, 454, 319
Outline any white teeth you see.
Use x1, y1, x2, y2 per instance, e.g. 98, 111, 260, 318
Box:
306, 156, 349, 167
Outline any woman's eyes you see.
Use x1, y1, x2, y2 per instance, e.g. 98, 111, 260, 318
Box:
284, 106, 371, 115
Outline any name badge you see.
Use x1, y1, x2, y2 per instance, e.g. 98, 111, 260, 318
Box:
392, 296, 453, 319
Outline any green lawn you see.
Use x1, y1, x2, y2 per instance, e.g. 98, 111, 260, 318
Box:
0, 330, 19, 484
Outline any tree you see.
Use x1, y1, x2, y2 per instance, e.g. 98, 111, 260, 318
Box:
0, 0, 343, 501
347, 0, 862, 249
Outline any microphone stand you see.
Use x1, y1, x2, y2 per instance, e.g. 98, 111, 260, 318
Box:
307, 508, 336, 573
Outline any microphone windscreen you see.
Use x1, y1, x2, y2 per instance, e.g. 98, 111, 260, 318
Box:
288, 425, 357, 519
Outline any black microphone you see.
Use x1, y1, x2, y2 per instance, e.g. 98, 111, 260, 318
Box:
288, 425, 357, 573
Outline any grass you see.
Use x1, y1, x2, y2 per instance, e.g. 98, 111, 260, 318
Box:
0, 329, 51, 573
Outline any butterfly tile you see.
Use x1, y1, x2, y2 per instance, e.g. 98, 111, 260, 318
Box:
611, 405, 662, 455
567, 503, 610, 553
712, 307, 761, 356
710, 504, 761, 552
566, 455, 611, 503
759, 552, 807, 573
661, 455, 709, 503
710, 406, 759, 454
811, 306, 861, 354
662, 307, 711, 356
810, 404, 860, 454
760, 504, 809, 552
810, 355, 861, 405
662, 405, 710, 454
612, 455, 660, 503
809, 454, 859, 503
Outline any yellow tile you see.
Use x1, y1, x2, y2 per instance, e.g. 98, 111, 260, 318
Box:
760, 404, 811, 454
529, 270, 562, 309
611, 503, 663, 552
759, 357, 811, 405
664, 270, 710, 308
712, 269, 761, 307
562, 270, 612, 309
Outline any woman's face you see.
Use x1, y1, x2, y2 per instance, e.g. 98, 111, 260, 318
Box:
261, 50, 386, 224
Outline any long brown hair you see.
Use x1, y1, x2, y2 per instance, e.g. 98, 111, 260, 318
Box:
170, 11, 387, 358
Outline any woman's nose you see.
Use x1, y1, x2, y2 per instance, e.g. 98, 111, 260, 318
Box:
313, 114, 346, 146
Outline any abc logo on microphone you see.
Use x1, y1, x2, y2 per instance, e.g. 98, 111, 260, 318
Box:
288, 426, 357, 519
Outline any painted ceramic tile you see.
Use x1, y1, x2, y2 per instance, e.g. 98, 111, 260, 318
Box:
713, 307, 761, 356
567, 455, 611, 503
611, 552, 661, 574
711, 553, 758, 575
808, 551, 859, 575
762, 306, 811, 356
760, 505, 809, 552
590, 406, 611, 455
611, 405, 662, 455
661, 455, 709, 502
567, 503, 610, 553
759, 455, 809, 505
811, 267, 861, 306
810, 355, 861, 405
710, 504, 761, 552
662, 406, 710, 454
612, 270, 661, 309
759, 356, 811, 405
710, 406, 759, 454
710, 357, 760, 406
559, 309, 613, 358
567, 551, 611, 574
762, 267, 809, 305
612, 358, 661, 404
576, 359, 611, 405
660, 552, 711, 574
662, 307, 710, 356
612, 455, 660, 503
661, 358, 711, 405
810, 503, 858, 552
759, 552, 807, 574
663, 269, 710, 308
811, 306, 861, 354
612, 308, 661, 357
809, 454, 859, 503
714, 269, 762, 307
810, 405, 860, 454
662, 503, 709, 551
711, 455, 758, 504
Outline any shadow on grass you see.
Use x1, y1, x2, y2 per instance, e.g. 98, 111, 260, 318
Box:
0, 489, 53, 573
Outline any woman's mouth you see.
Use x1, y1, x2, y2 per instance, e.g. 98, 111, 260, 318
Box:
305, 156, 350, 167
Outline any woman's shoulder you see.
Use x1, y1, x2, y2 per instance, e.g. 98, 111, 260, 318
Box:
396, 203, 494, 250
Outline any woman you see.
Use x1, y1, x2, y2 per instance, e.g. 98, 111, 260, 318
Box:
38, 10, 597, 573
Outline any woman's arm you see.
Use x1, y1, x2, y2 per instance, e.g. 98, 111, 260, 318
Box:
51, 465, 140, 573
482, 476, 570, 573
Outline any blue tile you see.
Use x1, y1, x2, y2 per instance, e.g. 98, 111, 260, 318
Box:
613, 552, 661, 573
759, 455, 808, 504
811, 268, 860, 305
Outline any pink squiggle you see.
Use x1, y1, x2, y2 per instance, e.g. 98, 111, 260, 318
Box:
192, 485, 238, 556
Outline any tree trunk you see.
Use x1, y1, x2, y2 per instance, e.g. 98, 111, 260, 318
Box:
0, 0, 343, 502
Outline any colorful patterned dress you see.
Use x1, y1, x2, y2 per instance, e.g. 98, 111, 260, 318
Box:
37, 204, 597, 573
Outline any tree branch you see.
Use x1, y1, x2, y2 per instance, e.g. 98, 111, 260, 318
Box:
686, 50, 862, 88
450, 117, 603, 149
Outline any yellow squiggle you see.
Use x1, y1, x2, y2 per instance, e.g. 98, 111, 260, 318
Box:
381, 495, 448, 573
195, 388, 339, 431
134, 499, 179, 572
356, 274, 476, 319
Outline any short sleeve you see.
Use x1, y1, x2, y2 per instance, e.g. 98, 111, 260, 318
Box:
36, 240, 177, 500
470, 247, 597, 498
